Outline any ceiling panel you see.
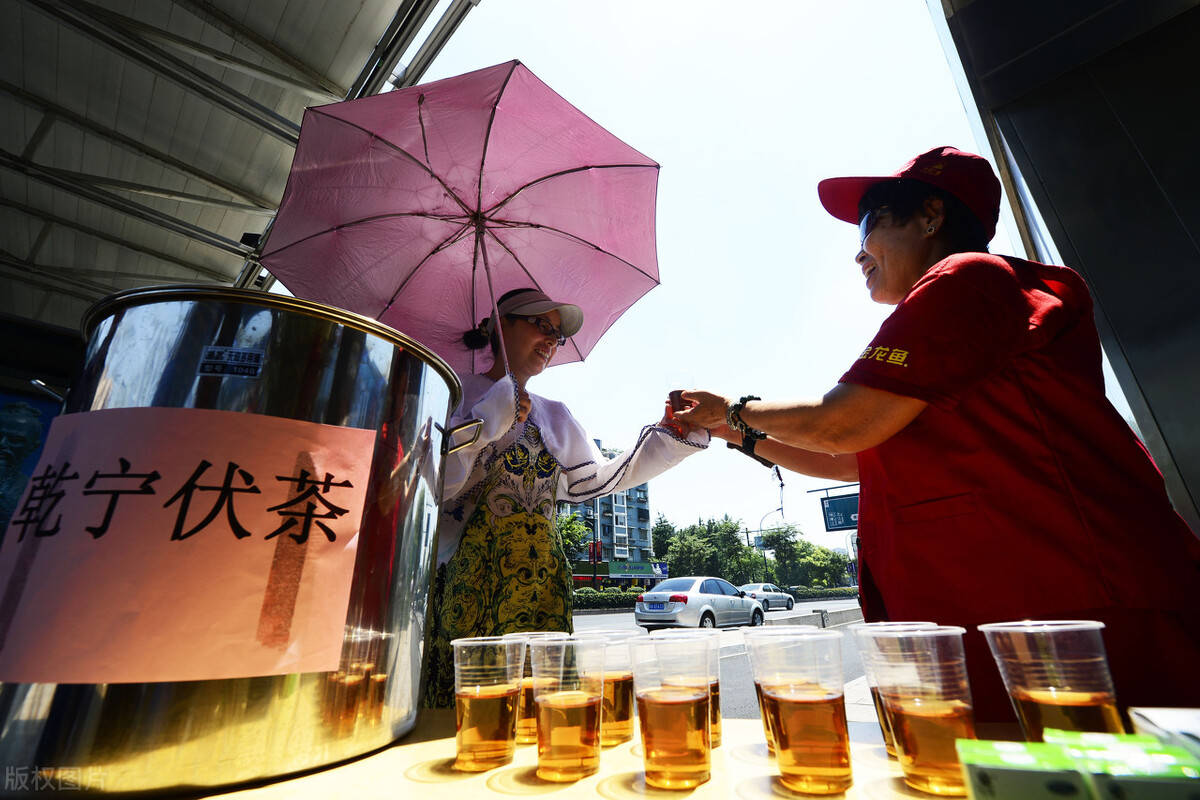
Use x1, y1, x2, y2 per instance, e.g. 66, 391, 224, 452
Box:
1, 0, 476, 342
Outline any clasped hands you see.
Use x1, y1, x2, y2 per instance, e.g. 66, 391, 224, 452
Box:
659, 390, 739, 442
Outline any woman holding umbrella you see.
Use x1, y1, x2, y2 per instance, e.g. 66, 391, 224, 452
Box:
676, 146, 1200, 721
422, 288, 708, 707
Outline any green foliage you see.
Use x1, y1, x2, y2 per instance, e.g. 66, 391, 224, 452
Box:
651, 514, 675, 560
556, 511, 593, 560
656, 516, 854, 589
571, 591, 642, 610
574, 586, 598, 595
627, 584, 644, 593
787, 586, 859, 600
602, 586, 623, 594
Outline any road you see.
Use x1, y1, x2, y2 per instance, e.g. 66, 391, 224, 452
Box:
575, 598, 865, 720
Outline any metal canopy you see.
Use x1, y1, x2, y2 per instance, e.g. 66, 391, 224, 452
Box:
1, 0, 479, 334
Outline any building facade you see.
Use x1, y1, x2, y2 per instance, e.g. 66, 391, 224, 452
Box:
560, 439, 662, 586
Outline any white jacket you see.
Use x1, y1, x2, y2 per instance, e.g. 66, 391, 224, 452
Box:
436, 373, 708, 565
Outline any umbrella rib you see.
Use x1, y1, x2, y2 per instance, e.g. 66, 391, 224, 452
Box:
476, 61, 521, 214
481, 227, 585, 364
310, 107, 475, 216
378, 221, 475, 317
260, 212, 468, 261
484, 163, 659, 216
485, 218, 659, 285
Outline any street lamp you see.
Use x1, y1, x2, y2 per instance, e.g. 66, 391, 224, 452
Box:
756, 507, 782, 583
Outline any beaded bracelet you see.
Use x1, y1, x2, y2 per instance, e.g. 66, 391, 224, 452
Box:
726, 395, 766, 440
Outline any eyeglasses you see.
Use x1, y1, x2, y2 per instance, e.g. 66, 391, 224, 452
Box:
858, 205, 891, 244
512, 315, 566, 346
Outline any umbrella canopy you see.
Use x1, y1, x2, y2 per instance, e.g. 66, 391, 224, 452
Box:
260, 60, 660, 375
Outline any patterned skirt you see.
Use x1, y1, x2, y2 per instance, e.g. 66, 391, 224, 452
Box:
421, 503, 574, 708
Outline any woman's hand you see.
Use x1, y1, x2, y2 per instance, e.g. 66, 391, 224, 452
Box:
659, 400, 691, 437
673, 390, 730, 431
516, 386, 531, 424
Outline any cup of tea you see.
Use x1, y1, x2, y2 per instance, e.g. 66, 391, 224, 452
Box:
848, 621, 937, 758
978, 620, 1125, 741
744, 628, 852, 795
527, 636, 606, 782
859, 625, 976, 796
450, 636, 526, 771
740, 626, 816, 756
580, 628, 646, 747
501, 630, 570, 744
630, 634, 715, 789
650, 629, 723, 747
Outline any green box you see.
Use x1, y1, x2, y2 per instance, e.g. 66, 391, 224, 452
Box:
1056, 740, 1200, 800
956, 740, 1093, 800
1042, 728, 1160, 747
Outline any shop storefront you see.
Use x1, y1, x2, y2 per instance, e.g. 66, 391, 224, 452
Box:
572, 560, 668, 588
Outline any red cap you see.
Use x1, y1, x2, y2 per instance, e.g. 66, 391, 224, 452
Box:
817, 146, 1001, 241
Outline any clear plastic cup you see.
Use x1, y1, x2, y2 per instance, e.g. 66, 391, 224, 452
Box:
500, 631, 570, 744
741, 625, 820, 756
582, 628, 645, 747
848, 621, 937, 757
630, 633, 715, 789
858, 625, 976, 796
450, 636, 526, 772
979, 620, 1125, 741
650, 628, 723, 747
527, 636, 606, 782
744, 628, 852, 795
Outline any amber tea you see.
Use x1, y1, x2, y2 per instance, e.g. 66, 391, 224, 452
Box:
754, 680, 777, 755
516, 676, 538, 744
870, 685, 898, 756
708, 680, 722, 749
887, 696, 975, 796
454, 683, 520, 772
637, 687, 710, 790
762, 685, 852, 795
1012, 687, 1124, 741
600, 671, 634, 746
535, 690, 602, 781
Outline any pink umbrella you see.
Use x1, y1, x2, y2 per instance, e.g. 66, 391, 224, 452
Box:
259, 60, 660, 376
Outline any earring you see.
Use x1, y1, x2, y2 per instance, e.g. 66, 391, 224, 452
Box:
926, 225, 936, 234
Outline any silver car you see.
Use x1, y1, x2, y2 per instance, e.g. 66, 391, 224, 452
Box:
634, 576, 764, 630
738, 582, 795, 611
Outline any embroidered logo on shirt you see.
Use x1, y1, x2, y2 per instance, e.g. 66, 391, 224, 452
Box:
857, 346, 909, 366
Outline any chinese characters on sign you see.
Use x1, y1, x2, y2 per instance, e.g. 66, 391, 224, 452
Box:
198, 346, 265, 377
0, 407, 375, 684
11, 459, 357, 545
820, 494, 860, 532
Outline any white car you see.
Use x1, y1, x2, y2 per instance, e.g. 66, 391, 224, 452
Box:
738, 583, 795, 611
634, 576, 764, 630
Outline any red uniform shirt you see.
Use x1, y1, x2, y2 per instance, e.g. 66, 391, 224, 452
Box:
841, 253, 1200, 718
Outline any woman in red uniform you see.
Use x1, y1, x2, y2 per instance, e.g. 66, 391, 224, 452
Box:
677, 146, 1200, 722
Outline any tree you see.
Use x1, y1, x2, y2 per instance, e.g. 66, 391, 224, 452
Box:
665, 532, 715, 578
651, 514, 675, 560
556, 511, 592, 560
761, 525, 816, 586
798, 545, 852, 587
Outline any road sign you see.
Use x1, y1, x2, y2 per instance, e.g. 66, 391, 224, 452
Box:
820, 494, 859, 532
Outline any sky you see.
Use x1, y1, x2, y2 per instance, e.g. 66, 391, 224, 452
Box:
408, 1, 1127, 552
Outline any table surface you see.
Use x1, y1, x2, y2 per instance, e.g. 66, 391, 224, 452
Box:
214, 678, 1012, 799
